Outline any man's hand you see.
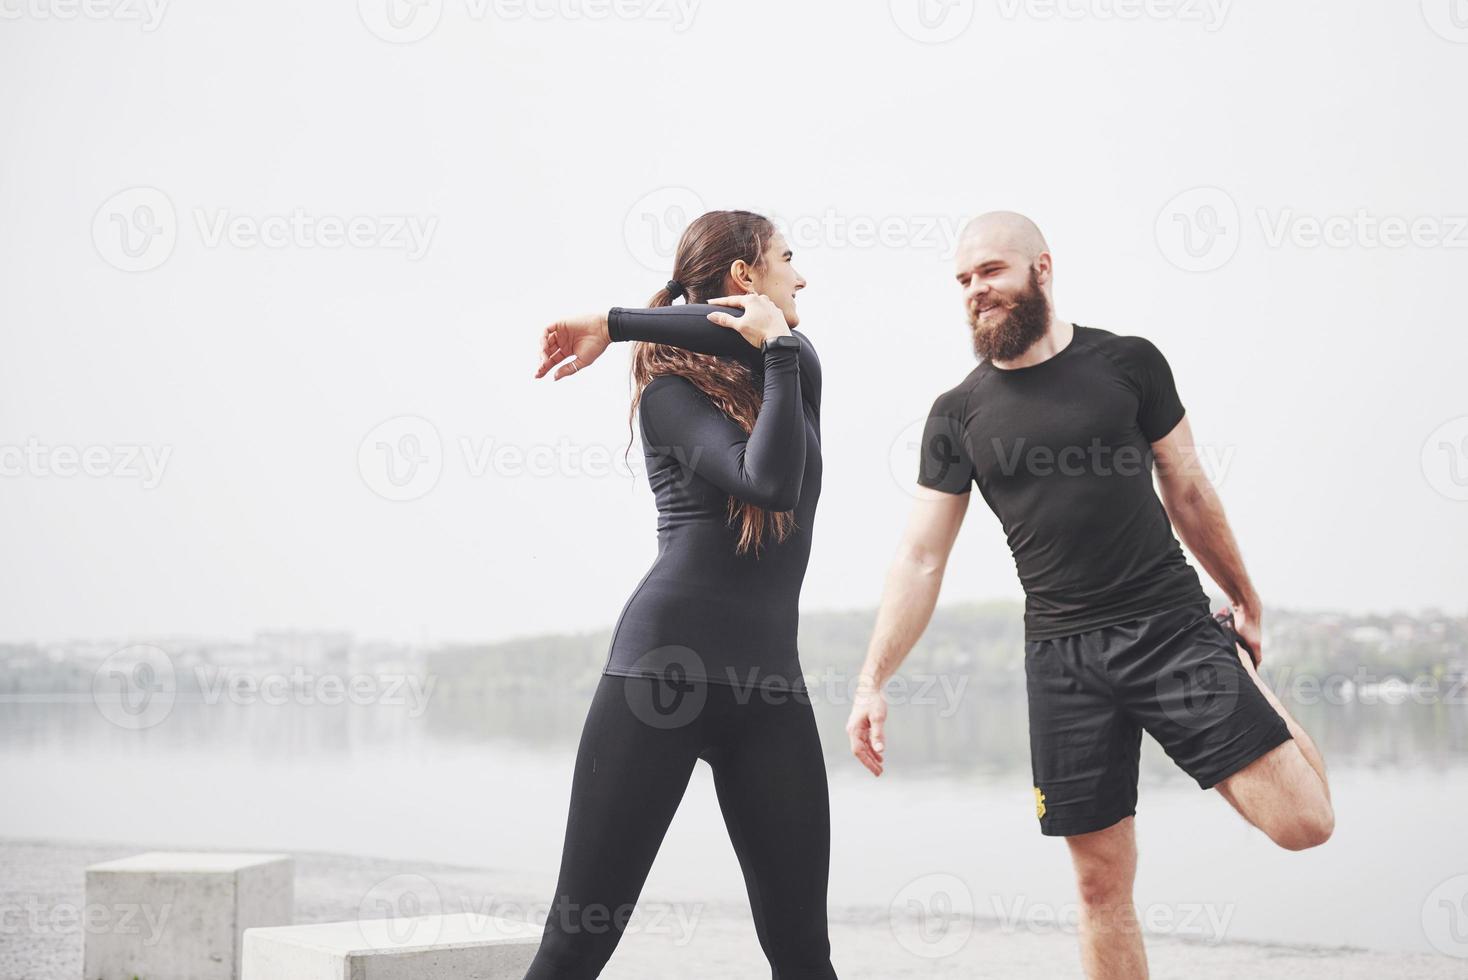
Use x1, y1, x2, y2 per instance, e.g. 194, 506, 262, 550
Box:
1230, 601, 1263, 667
537, 313, 610, 380
845, 676, 888, 777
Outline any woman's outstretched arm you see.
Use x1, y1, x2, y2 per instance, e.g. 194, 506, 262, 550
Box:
606, 304, 761, 369
537, 294, 788, 381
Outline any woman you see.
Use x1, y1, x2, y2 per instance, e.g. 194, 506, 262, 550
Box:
527, 210, 835, 978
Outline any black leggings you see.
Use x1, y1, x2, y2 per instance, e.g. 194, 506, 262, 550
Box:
524, 673, 838, 979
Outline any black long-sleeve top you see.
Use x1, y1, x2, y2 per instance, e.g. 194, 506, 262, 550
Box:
601, 304, 823, 692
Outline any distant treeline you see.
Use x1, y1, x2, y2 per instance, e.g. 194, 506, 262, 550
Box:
424, 602, 1468, 696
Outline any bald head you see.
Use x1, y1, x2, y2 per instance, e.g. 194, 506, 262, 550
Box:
954, 212, 1058, 359
954, 210, 1055, 305
958, 211, 1050, 262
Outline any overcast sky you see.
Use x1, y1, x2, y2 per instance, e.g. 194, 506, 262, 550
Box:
2, 0, 1465, 645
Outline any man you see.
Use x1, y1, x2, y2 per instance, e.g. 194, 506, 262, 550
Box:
845, 211, 1334, 979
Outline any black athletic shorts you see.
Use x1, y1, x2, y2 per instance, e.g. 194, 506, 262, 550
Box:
1024, 600, 1293, 837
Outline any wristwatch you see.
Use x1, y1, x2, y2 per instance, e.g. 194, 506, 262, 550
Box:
762, 334, 801, 354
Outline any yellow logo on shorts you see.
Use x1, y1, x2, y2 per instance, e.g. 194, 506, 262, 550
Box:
1034, 787, 1047, 820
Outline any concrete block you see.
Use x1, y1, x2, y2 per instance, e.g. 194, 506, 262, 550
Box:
242, 912, 541, 979
84, 851, 293, 980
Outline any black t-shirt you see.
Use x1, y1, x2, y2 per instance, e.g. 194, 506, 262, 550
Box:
918, 324, 1207, 640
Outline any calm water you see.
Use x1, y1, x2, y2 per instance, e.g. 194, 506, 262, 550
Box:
1, 687, 1463, 957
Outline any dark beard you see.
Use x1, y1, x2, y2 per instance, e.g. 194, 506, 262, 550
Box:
969, 270, 1051, 362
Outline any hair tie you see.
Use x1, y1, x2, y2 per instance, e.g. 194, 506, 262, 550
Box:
665, 279, 686, 300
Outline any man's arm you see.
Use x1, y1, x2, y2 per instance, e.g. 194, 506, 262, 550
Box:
847, 486, 970, 775
1152, 412, 1263, 660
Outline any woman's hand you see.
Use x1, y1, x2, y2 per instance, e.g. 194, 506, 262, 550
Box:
703, 294, 793, 349
537, 313, 610, 381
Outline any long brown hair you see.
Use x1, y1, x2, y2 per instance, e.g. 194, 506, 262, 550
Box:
630, 210, 796, 556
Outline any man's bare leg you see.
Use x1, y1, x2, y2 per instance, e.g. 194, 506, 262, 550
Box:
1216, 644, 1335, 849
1066, 816, 1148, 980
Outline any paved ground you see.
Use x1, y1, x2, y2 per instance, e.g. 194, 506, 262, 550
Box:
2, 838, 1461, 979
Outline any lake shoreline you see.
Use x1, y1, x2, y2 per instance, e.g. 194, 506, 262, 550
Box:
2, 836, 1460, 979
